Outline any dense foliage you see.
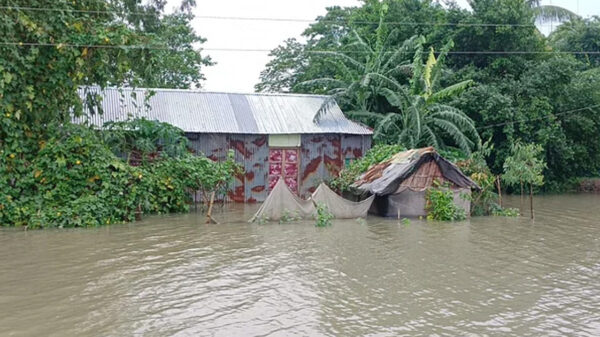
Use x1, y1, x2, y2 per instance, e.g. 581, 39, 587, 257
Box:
103, 118, 190, 163
257, 0, 600, 190
0, 1, 219, 228
0, 121, 240, 228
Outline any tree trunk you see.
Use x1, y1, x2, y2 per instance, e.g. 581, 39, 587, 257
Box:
206, 191, 218, 224
520, 180, 524, 215
496, 176, 503, 208
529, 183, 534, 219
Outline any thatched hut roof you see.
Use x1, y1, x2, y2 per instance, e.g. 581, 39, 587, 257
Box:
353, 147, 480, 195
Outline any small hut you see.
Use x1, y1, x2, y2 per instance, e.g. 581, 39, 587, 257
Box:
353, 147, 479, 218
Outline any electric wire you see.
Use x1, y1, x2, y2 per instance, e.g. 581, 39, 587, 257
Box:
2, 41, 600, 55
0, 5, 574, 28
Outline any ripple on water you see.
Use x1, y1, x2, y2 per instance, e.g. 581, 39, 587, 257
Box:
0, 195, 599, 336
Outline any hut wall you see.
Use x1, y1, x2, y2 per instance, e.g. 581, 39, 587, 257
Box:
187, 133, 371, 203
372, 188, 470, 218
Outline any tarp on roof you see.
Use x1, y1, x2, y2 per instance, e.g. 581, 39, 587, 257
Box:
249, 180, 374, 222
353, 147, 479, 196
75, 87, 372, 135
312, 183, 375, 219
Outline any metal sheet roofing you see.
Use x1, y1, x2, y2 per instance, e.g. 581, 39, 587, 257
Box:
353, 147, 480, 195
75, 87, 372, 135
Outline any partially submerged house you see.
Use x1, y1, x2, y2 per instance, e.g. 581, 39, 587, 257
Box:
353, 147, 479, 217
76, 87, 372, 202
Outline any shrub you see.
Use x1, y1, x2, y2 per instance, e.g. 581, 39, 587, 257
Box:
315, 202, 334, 227
425, 181, 466, 221
0, 123, 241, 228
329, 144, 405, 193
1, 124, 144, 228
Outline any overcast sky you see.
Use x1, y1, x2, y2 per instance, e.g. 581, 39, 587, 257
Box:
176, 0, 598, 92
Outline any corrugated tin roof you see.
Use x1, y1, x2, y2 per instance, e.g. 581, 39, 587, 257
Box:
74, 87, 372, 135
353, 147, 480, 195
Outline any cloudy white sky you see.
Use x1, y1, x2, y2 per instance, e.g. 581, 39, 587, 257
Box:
175, 0, 598, 92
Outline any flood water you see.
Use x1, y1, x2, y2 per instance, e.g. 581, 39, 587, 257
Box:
1, 194, 600, 337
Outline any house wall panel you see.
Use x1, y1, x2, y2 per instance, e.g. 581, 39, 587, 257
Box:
187, 132, 372, 203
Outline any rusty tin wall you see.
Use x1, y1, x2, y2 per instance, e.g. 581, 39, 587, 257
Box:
187, 133, 371, 203
299, 134, 371, 198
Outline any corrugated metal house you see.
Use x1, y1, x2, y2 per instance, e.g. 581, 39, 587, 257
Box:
76, 87, 372, 202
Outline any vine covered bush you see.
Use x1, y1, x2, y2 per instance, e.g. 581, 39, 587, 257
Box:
102, 118, 190, 163
1, 124, 144, 228
330, 144, 405, 193
0, 121, 241, 228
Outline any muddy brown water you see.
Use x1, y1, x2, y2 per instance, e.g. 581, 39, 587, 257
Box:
1, 194, 599, 337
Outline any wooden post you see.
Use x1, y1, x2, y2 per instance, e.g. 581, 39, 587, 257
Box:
135, 204, 142, 221
206, 191, 218, 224
520, 180, 524, 215
529, 183, 534, 219
496, 176, 503, 208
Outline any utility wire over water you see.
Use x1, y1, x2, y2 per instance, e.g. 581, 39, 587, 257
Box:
0, 194, 599, 336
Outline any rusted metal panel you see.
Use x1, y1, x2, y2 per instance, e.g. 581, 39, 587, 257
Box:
299, 134, 323, 198
399, 160, 447, 190
341, 135, 365, 167
185, 132, 371, 203
299, 134, 343, 198
322, 134, 342, 179
228, 134, 247, 203
188, 133, 228, 161
244, 135, 268, 203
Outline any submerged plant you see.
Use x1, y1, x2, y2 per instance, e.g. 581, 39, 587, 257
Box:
279, 209, 302, 224
315, 202, 334, 227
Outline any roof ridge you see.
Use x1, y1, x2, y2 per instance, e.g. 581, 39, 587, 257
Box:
80, 86, 332, 98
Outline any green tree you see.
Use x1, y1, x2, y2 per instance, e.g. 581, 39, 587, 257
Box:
376, 43, 479, 153
550, 18, 600, 67
0, 1, 215, 227
255, 39, 306, 93
502, 142, 546, 218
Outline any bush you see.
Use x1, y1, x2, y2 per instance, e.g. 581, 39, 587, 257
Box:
425, 181, 466, 221
0, 122, 241, 228
315, 202, 334, 227
1, 124, 144, 228
330, 144, 405, 193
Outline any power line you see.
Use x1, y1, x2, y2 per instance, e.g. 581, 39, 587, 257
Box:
476, 104, 600, 130
2, 42, 600, 55
0, 5, 570, 28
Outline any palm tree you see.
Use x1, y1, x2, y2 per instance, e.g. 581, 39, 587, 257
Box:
526, 0, 579, 24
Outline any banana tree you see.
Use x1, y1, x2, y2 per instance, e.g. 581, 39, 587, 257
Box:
374, 41, 480, 154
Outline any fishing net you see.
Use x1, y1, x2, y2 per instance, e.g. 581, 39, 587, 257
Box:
249, 180, 374, 222
311, 183, 374, 219
249, 178, 315, 222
